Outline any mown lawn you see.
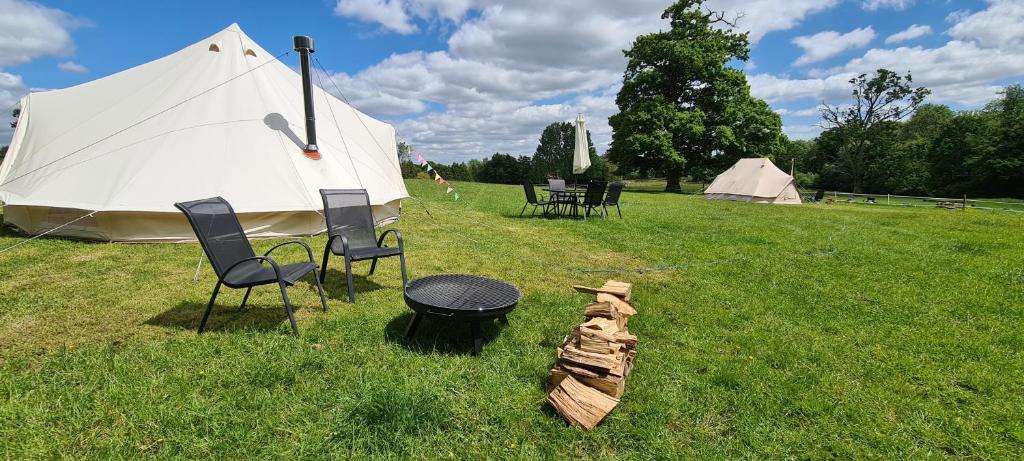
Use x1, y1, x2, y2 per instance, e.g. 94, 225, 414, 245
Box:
1, 179, 1022, 458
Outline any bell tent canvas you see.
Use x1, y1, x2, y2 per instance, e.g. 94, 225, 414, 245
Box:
704, 158, 802, 205
0, 23, 408, 241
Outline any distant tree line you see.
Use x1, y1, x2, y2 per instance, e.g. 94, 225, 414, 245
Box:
399, 122, 613, 185
778, 84, 1024, 198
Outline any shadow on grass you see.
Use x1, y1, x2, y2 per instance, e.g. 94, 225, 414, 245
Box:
306, 269, 385, 300
383, 311, 508, 356
146, 300, 292, 333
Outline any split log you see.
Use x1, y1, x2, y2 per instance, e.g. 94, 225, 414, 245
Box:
577, 326, 618, 354
550, 364, 626, 398
613, 331, 638, 349
601, 280, 632, 301
558, 344, 620, 372
581, 316, 620, 335
573, 280, 632, 301
547, 375, 620, 429
584, 301, 618, 321
597, 292, 637, 317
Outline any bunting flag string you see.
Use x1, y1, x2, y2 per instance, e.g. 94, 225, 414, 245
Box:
412, 148, 460, 201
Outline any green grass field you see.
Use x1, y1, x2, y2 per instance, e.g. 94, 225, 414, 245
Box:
1, 179, 1022, 458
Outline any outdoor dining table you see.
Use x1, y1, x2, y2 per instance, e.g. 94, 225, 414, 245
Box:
543, 186, 586, 217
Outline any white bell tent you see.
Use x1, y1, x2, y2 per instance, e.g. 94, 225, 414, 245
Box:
704, 158, 802, 205
0, 23, 408, 241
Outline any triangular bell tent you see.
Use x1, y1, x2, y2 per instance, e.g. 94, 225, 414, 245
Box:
704, 158, 802, 204
0, 23, 408, 241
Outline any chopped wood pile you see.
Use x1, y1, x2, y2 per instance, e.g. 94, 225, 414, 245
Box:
546, 280, 638, 429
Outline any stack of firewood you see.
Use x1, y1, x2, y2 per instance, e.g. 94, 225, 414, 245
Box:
546, 280, 638, 429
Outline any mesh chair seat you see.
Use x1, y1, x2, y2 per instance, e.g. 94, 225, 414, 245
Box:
223, 261, 319, 288
331, 242, 404, 260
319, 189, 408, 303
174, 196, 328, 336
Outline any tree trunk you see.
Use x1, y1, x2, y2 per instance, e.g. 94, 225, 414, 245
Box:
665, 171, 682, 193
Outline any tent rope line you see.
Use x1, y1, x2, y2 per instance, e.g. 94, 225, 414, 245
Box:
313, 58, 400, 180
311, 62, 365, 190
0, 211, 97, 255
0, 50, 293, 190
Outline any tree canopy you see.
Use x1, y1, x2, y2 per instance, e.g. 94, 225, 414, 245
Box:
819, 69, 930, 192
531, 121, 609, 182
608, 0, 785, 191
782, 84, 1024, 198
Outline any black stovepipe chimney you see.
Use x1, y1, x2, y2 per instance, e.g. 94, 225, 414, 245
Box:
293, 35, 318, 154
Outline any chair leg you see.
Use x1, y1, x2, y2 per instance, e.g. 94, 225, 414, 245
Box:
344, 255, 355, 303
617, 204, 622, 218
319, 246, 331, 283
199, 280, 222, 334
369, 257, 379, 275
278, 281, 299, 336
520, 203, 528, 217
398, 251, 409, 288
311, 268, 329, 312
239, 286, 252, 310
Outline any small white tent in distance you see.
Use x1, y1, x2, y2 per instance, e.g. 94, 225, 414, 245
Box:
0, 23, 408, 241
704, 158, 802, 204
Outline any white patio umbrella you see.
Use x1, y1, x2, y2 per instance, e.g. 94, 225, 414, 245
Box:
573, 113, 592, 175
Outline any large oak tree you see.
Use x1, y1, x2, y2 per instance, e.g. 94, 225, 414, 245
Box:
608, 0, 784, 192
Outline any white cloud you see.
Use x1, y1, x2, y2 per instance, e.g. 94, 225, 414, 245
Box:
948, 0, 1024, 51
0, 0, 81, 66
792, 27, 876, 66
862, 0, 913, 11
710, 0, 839, 43
328, 0, 838, 161
57, 61, 88, 73
749, 0, 1024, 116
885, 24, 931, 44
334, 0, 419, 34
775, 107, 821, 117
0, 71, 26, 142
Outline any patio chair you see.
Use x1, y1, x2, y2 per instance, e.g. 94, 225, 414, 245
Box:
603, 181, 625, 218
580, 181, 608, 218
174, 197, 328, 336
318, 189, 408, 303
547, 178, 573, 215
520, 180, 552, 216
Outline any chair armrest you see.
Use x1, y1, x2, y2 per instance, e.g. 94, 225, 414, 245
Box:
377, 229, 404, 250
222, 255, 282, 281
264, 240, 315, 262
326, 233, 351, 256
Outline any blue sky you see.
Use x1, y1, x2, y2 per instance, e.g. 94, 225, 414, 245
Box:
2, 0, 1022, 163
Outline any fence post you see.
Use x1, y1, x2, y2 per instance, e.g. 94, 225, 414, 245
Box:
887, 194, 890, 205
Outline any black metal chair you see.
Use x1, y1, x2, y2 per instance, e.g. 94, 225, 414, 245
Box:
547, 178, 573, 215
174, 197, 328, 336
520, 180, 552, 216
580, 181, 608, 218
318, 189, 408, 303
603, 182, 624, 218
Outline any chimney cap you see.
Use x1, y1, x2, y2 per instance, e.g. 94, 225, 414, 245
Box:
293, 36, 314, 52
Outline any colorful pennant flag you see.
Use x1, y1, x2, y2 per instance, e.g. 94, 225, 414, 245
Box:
413, 148, 460, 202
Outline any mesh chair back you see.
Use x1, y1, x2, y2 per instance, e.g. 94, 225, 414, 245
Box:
547, 179, 566, 192
522, 180, 539, 204
583, 181, 608, 206
814, 189, 825, 201
320, 189, 378, 249
605, 182, 624, 205
174, 197, 256, 278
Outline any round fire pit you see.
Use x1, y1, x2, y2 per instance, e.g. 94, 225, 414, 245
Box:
403, 274, 521, 355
